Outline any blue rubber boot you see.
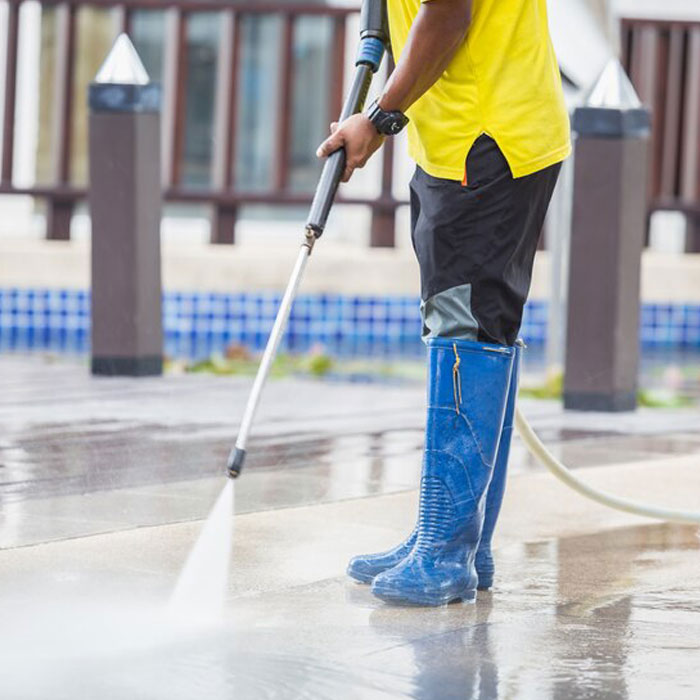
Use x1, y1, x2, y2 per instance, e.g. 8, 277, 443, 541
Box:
474, 343, 522, 590
347, 344, 522, 589
370, 338, 514, 606
347, 529, 416, 583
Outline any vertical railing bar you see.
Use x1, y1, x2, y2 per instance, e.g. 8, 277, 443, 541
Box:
160, 7, 178, 188
62, 1, 76, 184
630, 27, 659, 201
45, 1, 77, 240
660, 28, 683, 197
371, 56, 396, 247
211, 8, 233, 189
650, 29, 669, 202
1, 0, 20, 186
274, 11, 294, 192
380, 56, 395, 206
620, 21, 631, 73
51, 1, 76, 185
171, 9, 188, 187
209, 6, 240, 243
161, 7, 188, 188
226, 12, 242, 190
681, 28, 700, 203
328, 14, 345, 126
674, 28, 690, 198
118, 3, 132, 36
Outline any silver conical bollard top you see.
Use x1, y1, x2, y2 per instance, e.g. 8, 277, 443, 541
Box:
583, 58, 642, 110
95, 33, 150, 85
89, 33, 160, 113
572, 57, 650, 137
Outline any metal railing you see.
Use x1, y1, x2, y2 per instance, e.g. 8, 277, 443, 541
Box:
0, 0, 399, 245
622, 17, 700, 251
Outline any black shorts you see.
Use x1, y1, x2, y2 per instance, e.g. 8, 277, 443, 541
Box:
410, 134, 561, 347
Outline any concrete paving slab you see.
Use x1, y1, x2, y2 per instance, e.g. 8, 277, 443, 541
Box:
2, 356, 700, 698
1, 455, 700, 699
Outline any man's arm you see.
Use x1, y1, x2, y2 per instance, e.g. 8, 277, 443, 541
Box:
317, 0, 472, 182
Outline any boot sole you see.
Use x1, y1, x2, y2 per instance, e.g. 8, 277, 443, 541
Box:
371, 584, 477, 607
476, 573, 494, 590
346, 568, 374, 585
349, 566, 494, 589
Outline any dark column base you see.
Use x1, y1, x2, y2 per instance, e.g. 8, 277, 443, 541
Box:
211, 204, 237, 244
92, 355, 163, 377
686, 214, 700, 253
564, 391, 637, 412
370, 207, 396, 248
46, 199, 73, 240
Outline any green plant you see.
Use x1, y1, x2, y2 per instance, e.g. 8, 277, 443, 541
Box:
519, 371, 563, 400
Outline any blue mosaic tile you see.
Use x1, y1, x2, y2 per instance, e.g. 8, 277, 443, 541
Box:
1, 287, 700, 359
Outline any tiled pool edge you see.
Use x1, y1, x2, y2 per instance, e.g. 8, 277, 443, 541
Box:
0, 288, 699, 359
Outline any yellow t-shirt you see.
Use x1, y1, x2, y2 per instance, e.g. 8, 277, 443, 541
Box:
387, 0, 571, 180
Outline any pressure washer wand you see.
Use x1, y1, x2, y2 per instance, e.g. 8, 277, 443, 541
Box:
227, 3, 388, 478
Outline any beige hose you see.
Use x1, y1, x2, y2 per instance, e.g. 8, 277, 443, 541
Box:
515, 406, 700, 525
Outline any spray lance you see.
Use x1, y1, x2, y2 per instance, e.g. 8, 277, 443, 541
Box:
225, 1, 700, 528
226, 0, 389, 479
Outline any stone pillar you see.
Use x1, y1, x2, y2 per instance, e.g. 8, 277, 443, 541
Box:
564, 60, 651, 412
88, 34, 163, 376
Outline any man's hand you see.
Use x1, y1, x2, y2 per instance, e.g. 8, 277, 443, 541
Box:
316, 114, 385, 183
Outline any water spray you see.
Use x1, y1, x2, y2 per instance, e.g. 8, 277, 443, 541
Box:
224, 0, 700, 528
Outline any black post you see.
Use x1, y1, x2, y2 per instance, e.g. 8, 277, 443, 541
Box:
88, 35, 163, 376
564, 60, 651, 412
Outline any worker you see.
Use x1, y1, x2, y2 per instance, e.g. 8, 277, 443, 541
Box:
317, 0, 570, 605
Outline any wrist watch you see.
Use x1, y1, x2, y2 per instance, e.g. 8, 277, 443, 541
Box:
366, 99, 410, 136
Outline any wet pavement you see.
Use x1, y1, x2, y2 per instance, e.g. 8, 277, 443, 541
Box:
1, 355, 700, 698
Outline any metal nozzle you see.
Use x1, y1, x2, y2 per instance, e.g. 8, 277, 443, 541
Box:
227, 447, 246, 479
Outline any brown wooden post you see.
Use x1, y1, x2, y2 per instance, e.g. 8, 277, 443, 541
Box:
564, 60, 651, 412
88, 35, 163, 376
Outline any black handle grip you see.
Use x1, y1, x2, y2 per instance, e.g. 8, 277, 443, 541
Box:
306, 150, 347, 237
305, 64, 374, 237
360, 0, 390, 45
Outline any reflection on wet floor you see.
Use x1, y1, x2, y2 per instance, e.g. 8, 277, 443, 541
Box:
4, 417, 700, 549
1, 523, 698, 699
4, 417, 700, 503
2, 355, 700, 549
1, 356, 699, 505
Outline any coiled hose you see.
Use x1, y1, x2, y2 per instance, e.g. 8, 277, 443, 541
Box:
515, 406, 700, 525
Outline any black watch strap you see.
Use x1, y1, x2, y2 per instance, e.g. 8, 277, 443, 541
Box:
366, 99, 409, 136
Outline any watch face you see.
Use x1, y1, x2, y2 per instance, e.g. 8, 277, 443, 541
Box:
369, 102, 408, 135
